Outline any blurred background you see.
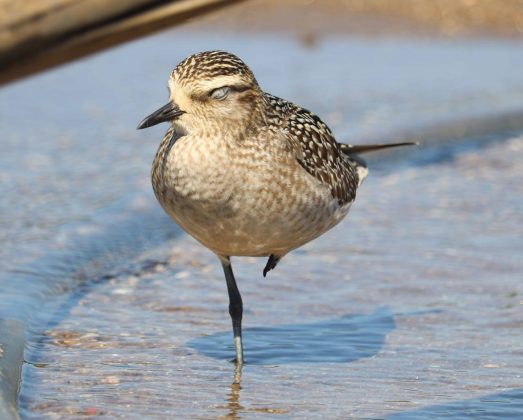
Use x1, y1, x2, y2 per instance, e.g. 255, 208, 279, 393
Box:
1, 0, 522, 418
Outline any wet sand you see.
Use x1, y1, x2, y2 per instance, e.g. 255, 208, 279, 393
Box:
190, 0, 523, 39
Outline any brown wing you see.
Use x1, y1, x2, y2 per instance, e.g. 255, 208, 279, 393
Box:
265, 94, 359, 205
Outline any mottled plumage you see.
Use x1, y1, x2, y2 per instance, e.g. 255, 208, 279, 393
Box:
264, 93, 361, 205
138, 51, 415, 365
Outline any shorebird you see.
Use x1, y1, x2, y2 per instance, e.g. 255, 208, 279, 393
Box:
138, 51, 415, 365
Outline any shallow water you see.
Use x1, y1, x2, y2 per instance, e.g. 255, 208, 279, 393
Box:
1, 30, 523, 418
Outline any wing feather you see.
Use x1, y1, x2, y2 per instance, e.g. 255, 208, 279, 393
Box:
264, 93, 360, 205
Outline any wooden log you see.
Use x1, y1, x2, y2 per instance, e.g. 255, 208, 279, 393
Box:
0, 0, 246, 86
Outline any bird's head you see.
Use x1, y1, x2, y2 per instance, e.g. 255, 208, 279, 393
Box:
138, 51, 263, 136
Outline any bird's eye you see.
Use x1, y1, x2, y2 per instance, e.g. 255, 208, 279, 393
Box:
209, 86, 230, 100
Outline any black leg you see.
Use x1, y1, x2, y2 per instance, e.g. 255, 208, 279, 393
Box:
221, 257, 244, 365
263, 254, 280, 277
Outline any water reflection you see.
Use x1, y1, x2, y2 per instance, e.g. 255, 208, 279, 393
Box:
222, 365, 244, 419
189, 307, 395, 365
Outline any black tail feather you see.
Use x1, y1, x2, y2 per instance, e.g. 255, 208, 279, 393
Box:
339, 142, 418, 155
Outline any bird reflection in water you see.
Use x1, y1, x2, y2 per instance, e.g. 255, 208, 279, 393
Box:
225, 365, 243, 419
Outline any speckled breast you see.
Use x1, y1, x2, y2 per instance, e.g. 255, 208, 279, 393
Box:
152, 133, 351, 258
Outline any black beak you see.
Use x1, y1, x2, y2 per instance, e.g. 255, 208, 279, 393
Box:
137, 101, 184, 129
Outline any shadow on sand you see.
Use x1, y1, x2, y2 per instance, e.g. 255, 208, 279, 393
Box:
188, 307, 395, 365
